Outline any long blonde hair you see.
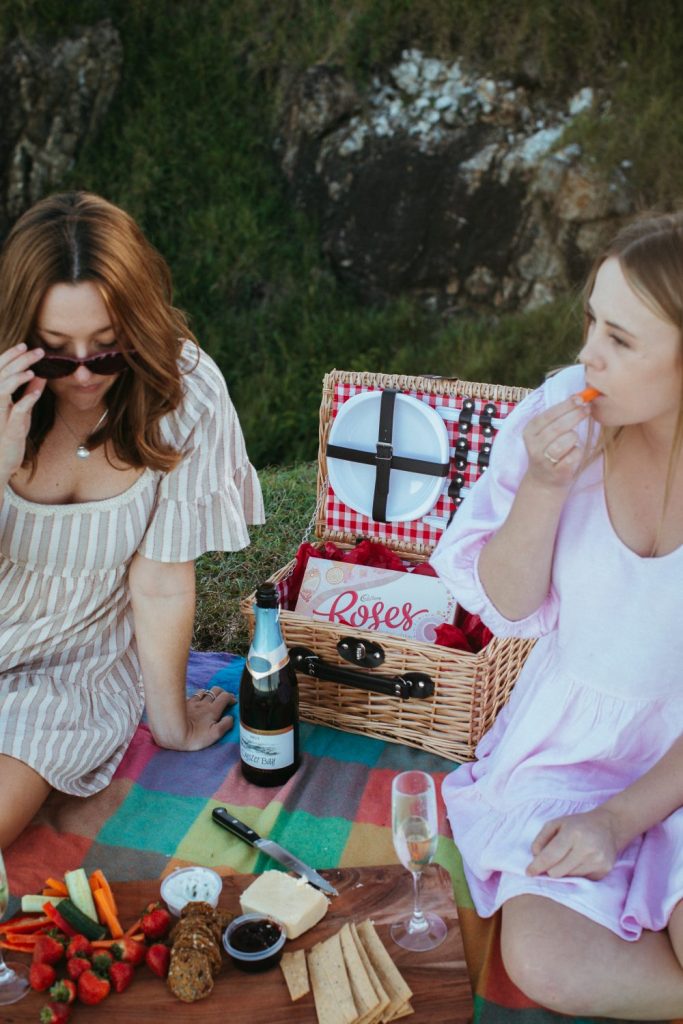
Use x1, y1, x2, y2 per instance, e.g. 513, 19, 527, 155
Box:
0, 191, 197, 471
583, 210, 683, 548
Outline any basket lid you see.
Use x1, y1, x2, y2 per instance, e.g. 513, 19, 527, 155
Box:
316, 370, 531, 557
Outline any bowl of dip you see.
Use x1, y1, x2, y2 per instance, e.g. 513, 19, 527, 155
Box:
222, 913, 286, 972
160, 866, 223, 916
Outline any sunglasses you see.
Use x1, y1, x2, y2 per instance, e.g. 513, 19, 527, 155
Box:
31, 350, 132, 380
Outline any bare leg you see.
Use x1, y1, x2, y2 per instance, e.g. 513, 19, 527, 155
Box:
501, 894, 683, 1019
0, 754, 51, 849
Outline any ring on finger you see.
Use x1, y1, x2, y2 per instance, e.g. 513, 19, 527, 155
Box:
194, 689, 209, 700
544, 449, 560, 465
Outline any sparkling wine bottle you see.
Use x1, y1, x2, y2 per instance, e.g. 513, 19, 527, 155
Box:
239, 582, 300, 786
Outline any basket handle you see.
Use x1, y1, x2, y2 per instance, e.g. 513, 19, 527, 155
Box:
289, 646, 434, 700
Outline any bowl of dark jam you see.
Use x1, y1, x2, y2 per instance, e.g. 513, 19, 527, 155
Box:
222, 913, 286, 972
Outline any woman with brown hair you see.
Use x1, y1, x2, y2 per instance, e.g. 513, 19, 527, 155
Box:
0, 191, 264, 849
432, 210, 683, 1017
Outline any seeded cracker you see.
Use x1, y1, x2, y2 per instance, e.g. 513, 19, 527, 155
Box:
348, 923, 390, 1024
308, 932, 358, 1024
280, 949, 310, 1001
338, 923, 382, 1024
356, 920, 413, 1022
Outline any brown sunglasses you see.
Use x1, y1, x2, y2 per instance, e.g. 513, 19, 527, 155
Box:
32, 350, 133, 380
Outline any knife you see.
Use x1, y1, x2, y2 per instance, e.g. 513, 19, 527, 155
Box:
211, 807, 338, 896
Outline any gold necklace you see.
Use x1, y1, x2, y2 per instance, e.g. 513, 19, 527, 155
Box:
55, 409, 108, 460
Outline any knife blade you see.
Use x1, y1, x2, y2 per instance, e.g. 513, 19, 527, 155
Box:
211, 807, 338, 896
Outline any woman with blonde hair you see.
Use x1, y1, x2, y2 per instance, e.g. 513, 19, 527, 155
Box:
0, 191, 263, 849
432, 210, 683, 1017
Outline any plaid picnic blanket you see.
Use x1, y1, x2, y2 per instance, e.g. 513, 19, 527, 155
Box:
3, 651, 664, 1024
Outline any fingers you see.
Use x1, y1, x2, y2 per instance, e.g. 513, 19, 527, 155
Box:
0, 344, 44, 398
527, 826, 571, 877
524, 396, 590, 478
185, 688, 237, 750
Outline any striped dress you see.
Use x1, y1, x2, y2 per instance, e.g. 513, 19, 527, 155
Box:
0, 343, 264, 796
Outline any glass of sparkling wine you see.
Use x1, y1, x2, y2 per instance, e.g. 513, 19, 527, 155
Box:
0, 848, 29, 1003
391, 770, 448, 951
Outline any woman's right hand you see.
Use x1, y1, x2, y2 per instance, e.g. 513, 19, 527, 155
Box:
522, 394, 590, 489
0, 344, 46, 481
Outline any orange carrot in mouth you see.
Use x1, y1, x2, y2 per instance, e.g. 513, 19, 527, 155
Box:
578, 386, 601, 402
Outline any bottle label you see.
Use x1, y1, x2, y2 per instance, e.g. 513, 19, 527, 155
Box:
240, 724, 295, 771
246, 646, 290, 681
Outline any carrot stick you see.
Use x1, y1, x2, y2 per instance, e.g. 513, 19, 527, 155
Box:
43, 878, 68, 897
89, 869, 118, 916
123, 917, 142, 938
42, 887, 67, 897
91, 934, 144, 948
93, 887, 123, 939
578, 386, 601, 402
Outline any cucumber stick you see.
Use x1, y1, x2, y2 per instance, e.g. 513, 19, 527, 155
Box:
64, 868, 98, 922
21, 894, 63, 913
56, 898, 107, 940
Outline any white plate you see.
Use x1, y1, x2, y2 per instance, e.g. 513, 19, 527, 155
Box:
327, 391, 449, 522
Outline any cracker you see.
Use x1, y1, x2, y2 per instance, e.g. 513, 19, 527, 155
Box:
339, 924, 381, 1024
167, 949, 214, 1002
355, 920, 413, 1022
348, 923, 390, 1024
308, 932, 358, 1024
280, 948, 310, 1001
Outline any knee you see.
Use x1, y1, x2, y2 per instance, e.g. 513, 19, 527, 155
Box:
501, 934, 592, 1015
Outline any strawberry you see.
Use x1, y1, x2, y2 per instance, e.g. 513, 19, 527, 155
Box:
39, 1003, 72, 1024
33, 934, 65, 965
49, 978, 77, 1004
66, 955, 91, 980
66, 933, 92, 959
111, 936, 146, 966
29, 962, 57, 991
140, 902, 172, 941
109, 960, 135, 993
91, 950, 114, 974
145, 942, 170, 978
77, 968, 111, 1005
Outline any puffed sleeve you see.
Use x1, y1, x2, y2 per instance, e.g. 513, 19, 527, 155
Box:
137, 344, 265, 562
429, 365, 585, 638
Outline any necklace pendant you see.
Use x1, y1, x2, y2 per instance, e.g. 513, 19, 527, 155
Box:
75, 445, 90, 460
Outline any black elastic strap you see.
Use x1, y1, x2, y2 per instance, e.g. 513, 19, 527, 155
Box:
372, 389, 397, 521
327, 445, 449, 478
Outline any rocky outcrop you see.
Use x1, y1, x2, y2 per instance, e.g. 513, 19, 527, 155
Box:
0, 21, 122, 239
278, 51, 634, 312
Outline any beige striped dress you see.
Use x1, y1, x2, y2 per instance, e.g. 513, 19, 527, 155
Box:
0, 343, 264, 796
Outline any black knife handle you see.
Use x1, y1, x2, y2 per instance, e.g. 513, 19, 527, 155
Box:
211, 807, 260, 845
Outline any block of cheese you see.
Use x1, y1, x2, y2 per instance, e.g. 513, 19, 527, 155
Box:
239, 870, 329, 939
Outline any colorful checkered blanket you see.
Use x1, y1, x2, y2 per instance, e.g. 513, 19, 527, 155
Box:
3, 652, 662, 1024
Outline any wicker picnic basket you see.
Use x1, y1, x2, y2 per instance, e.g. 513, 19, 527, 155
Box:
241, 369, 536, 762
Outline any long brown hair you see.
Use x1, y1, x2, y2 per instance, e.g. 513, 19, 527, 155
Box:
0, 191, 197, 471
582, 210, 683, 550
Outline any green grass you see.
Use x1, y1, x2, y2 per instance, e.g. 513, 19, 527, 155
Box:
193, 461, 317, 654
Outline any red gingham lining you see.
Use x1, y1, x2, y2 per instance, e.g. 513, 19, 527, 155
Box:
323, 381, 519, 552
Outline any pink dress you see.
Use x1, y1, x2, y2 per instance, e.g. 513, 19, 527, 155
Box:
430, 364, 683, 941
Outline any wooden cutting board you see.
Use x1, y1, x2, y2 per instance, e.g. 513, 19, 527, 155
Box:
5, 864, 471, 1024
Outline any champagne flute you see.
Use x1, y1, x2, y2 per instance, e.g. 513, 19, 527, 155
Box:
0, 849, 29, 1003
391, 770, 448, 951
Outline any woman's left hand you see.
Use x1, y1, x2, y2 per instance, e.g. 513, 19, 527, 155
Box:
526, 807, 620, 880
182, 686, 237, 750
